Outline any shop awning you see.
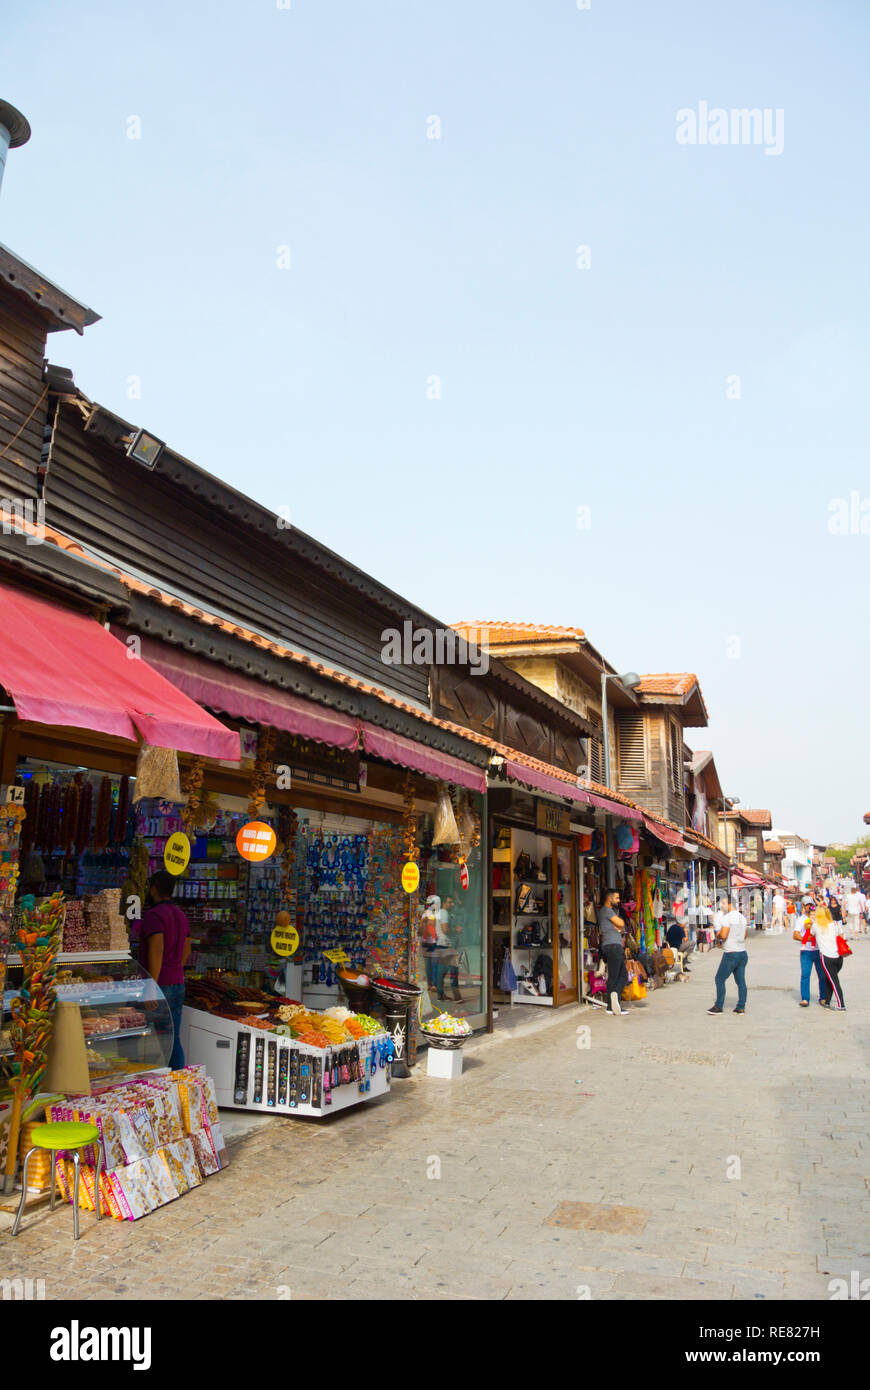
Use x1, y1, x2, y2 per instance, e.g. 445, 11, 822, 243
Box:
129, 635, 360, 752
360, 722, 487, 794
642, 814, 685, 847
0, 585, 240, 760
503, 759, 642, 821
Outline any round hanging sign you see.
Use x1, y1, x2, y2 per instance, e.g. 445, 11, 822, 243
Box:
164, 832, 191, 876
401, 861, 420, 894
459, 863, 469, 891
236, 820, 277, 862
271, 921, 300, 957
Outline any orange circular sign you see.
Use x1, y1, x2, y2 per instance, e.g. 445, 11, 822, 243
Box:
236, 820, 277, 862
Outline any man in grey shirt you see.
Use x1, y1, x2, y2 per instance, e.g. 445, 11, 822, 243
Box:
597, 889, 629, 1016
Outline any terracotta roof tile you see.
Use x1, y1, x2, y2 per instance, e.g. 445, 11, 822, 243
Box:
763, 840, 784, 854
637, 673, 700, 697
451, 621, 586, 644
727, 808, 772, 828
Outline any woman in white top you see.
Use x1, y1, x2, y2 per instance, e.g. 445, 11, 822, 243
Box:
812, 908, 846, 1011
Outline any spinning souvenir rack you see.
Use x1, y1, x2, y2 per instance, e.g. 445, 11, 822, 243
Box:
180, 1008, 392, 1117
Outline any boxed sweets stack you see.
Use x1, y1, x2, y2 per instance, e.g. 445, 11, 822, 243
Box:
45, 1065, 228, 1221
62, 899, 88, 953
84, 888, 129, 952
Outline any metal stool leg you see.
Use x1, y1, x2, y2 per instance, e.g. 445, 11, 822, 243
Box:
11, 1147, 36, 1237
94, 1144, 103, 1222
49, 1150, 57, 1211
72, 1150, 81, 1242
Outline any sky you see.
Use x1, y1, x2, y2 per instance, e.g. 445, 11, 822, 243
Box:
2, 0, 868, 843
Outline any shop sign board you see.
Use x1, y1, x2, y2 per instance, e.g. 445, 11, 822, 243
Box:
401, 861, 420, 894
536, 802, 572, 835
236, 821, 277, 862
164, 832, 191, 875
271, 921, 300, 957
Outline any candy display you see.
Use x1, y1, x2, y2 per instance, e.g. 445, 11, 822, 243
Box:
42, 1064, 228, 1220
421, 1011, 472, 1037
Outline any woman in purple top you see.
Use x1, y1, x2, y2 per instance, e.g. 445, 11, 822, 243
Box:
140, 870, 192, 1069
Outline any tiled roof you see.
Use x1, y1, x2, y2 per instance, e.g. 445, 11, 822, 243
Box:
727, 808, 772, 828
763, 840, 784, 855
637, 673, 699, 697
451, 621, 586, 644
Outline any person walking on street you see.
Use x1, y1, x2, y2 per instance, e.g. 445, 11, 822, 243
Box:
598, 889, 629, 1016
794, 903, 825, 1007
843, 885, 862, 940
814, 906, 848, 1011
707, 898, 749, 1015
772, 889, 787, 934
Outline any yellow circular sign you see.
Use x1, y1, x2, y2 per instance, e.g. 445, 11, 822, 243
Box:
164, 831, 191, 876
271, 922, 300, 957
401, 861, 420, 894
236, 820, 277, 862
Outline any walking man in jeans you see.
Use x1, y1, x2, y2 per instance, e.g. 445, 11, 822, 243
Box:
598, 888, 629, 1016
707, 898, 749, 1015
140, 869, 192, 1068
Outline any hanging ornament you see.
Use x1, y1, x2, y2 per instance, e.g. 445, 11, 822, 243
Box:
179, 756, 205, 834
247, 728, 276, 819
432, 781, 460, 846
401, 776, 418, 862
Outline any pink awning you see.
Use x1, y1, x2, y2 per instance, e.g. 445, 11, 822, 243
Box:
361, 722, 486, 794
122, 634, 360, 752
504, 759, 642, 821
0, 585, 239, 760
642, 815, 685, 847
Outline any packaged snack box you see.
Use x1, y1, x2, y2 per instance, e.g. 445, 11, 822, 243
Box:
110, 1161, 156, 1220
156, 1145, 189, 1196
171, 1139, 202, 1190
147, 1153, 179, 1206
189, 1127, 220, 1178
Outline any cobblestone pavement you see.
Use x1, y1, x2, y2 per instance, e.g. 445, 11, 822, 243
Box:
2, 932, 869, 1301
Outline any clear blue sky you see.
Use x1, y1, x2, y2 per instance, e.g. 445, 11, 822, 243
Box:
3, 0, 868, 842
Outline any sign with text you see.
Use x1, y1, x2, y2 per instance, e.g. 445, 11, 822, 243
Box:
401, 861, 420, 894
163, 832, 191, 876
236, 821, 277, 862
271, 922, 300, 957
536, 802, 571, 835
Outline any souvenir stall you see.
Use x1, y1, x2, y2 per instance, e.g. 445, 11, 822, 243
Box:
488, 790, 583, 1010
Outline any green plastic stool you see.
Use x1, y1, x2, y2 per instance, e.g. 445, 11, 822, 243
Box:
12, 1121, 103, 1241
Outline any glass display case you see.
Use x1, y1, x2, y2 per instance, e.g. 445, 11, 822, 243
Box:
53, 956, 173, 1084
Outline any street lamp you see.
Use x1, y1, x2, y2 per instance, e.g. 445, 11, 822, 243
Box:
599, 670, 641, 886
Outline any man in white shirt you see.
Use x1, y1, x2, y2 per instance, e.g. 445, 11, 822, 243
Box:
844, 887, 863, 939
772, 891, 786, 934
707, 900, 749, 1015
858, 889, 868, 934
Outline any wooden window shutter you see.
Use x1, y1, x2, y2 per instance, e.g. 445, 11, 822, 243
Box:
617, 714, 647, 787
668, 721, 682, 792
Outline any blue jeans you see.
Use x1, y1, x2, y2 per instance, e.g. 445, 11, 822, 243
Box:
715, 950, 748, 1008
162, 983, 185, 1069
800, 949, 825, 1003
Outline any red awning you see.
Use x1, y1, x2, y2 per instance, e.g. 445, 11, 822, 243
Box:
0, 585, 239, 760
127, 634, 360, 752
503, 759, 642, 821
642, 814, 684, 847
361, 722, 486, 794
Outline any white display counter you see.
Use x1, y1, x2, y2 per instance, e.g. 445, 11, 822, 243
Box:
180, 1006, 391, 1118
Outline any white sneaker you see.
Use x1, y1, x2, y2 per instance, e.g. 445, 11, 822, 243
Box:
609, 992, 622, 1015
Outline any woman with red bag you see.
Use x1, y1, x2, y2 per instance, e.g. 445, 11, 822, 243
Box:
812, 906, 851, 1011
794, 906, 825, 1007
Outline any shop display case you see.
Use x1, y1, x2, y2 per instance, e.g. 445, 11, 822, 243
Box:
52, 956, 173, 1081
491, 824, 579, 1008
181, 1006, 391, 1117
